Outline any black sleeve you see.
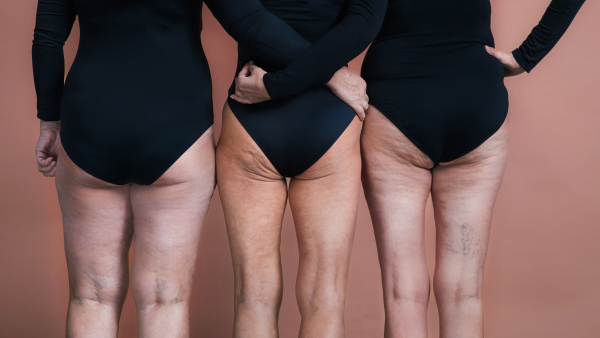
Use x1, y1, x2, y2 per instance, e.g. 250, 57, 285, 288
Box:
32, 0, 77, 121
512, 0, 586, 73
204, 0, 312, 69
262, 0, 387, 100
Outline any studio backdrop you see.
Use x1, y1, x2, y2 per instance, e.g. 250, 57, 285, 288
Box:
1, 0, 599, 337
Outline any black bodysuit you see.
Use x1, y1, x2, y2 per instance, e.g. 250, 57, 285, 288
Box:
227, 0, 386, 177
33, 0, 379, 184
361, 0, 586, 165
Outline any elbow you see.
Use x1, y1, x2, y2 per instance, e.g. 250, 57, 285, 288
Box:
33, 31, 66, 48
565, 0, 586, 9
365, 25, 383, 43
355, 25, 382, 48
349, 15, 386, 46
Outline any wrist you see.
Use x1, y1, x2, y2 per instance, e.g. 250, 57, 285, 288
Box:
40, 120, 61, 132
258, 75, 271, 100
262, 73, 277, 100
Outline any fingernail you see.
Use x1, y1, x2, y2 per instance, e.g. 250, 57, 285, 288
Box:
230, 95, 234, 99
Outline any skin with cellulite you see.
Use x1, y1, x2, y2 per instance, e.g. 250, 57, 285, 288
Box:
360, 0, 586, 336
32, 0, 377, 336
217, 0, 387, 336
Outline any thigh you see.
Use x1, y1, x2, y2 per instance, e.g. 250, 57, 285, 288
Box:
55, 145, 133, 299
129, 127, 216, 304
216, 104, 288, 298
361, 106, 433, 310
288, 117, 362, 295
361, 106, 433, 258
432, 116, 510, 278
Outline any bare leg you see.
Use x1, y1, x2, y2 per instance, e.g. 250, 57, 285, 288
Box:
56, 147, 133, 338
217, 104, 288, 338
130, 127, 216, 338
361, 106, 433, 338
289, 116, 363, 338
432, 117, 510, 338
57, 127, 216, 338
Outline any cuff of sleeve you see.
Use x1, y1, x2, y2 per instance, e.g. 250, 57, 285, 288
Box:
263, 73, 283, 101
319, 72, 335, 88
37, 109, 61, 121
512, 49, 534, 73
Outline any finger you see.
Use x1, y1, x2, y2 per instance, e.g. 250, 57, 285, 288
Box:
234, 87, 246, 99
230, 94, 252, 104
45, 162, 57, 173
255, 67, 267, 76
47, 165, 57, 177
485, 46, 512, 65
360, 100, 369, 111
364, 93, 370, 103
485, 45, 497, 56
38, 163, 53, 173
238, 63, 251, 78
36, 150, 51, 160
38, 160, 54, 171
485, 45, 505, 61
248, 63, 258, 74
351, 104, 366, 121
38, 156, 53, 166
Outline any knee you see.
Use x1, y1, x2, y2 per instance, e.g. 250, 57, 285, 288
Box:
297, 289, 345, 317
383, 273, 430, 308
69, 271, 128, 307
296, 272, 346, 316
131, 274, 190, 310
433, 271, 483, 306
235, 268, 283, 312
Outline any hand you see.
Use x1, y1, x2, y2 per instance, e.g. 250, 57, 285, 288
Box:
485, 45, 526, 77
326, 67, 369, 120
36, 120, 61, 177
231, 61, 271, 104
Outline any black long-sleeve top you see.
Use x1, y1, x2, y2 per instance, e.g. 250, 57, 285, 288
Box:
32, 0, 385, 121
261, 0, 386, 100
513, 0, 586, 72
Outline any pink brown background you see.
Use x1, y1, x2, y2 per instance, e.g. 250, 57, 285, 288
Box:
1, 0, 599, 337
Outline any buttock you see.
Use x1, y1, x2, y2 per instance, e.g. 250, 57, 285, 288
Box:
227, 87, 356, 177
364, 44, 509, 164
59, 97, 214, 185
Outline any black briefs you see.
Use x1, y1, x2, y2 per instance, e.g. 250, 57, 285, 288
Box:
228, 0, 386, 177
361, 0, 585, 165
32, 0, 377, 184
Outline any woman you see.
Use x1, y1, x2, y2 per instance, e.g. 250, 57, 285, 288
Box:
216, 0, 386, 336
32, 0, 366, 335
359, 0, 586, 336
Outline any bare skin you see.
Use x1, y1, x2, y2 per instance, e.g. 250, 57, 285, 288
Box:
231, 63, 369, 119
216, 103, 362, 338
485, 46, 526, 77
37, 125, 216, 337
361, 106, 510, 338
